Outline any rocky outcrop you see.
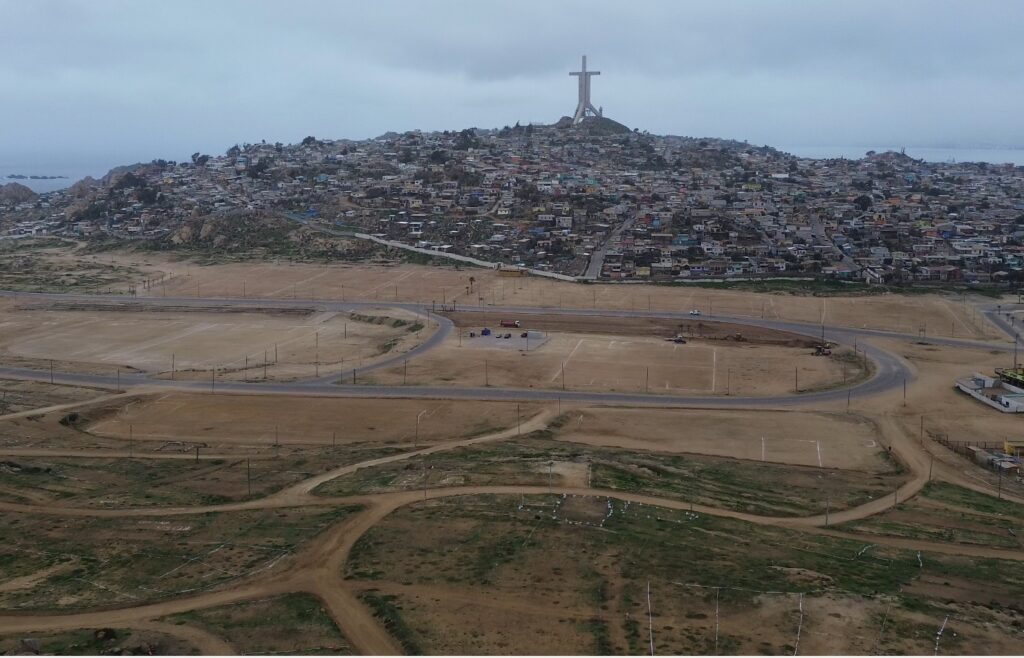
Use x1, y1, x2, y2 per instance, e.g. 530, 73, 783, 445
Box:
0, 182, 37, 204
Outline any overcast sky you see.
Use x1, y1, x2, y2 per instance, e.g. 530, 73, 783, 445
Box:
2, 0, 1023, 168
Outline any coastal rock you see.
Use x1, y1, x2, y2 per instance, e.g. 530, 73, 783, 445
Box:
0, 182, 37, 203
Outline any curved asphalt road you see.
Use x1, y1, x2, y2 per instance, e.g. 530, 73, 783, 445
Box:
0, 289, 1006, 407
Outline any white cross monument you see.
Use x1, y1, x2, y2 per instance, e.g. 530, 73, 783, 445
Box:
570, 55, 602, 125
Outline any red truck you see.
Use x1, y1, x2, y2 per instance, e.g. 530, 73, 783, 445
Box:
499, 320, 521, 328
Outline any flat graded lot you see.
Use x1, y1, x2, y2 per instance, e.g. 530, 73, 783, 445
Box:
555, 407, 891, 471
85, 393, 543, 447
346, 494, 1024, 655
365, 329, 863, 396
83, 252, 1000, 339
0, 299, 428, 380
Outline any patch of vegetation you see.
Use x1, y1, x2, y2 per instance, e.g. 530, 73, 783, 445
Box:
0, 446, 403, 508
581, 617, 614, 655
168, 593, 349, 655
345, 494, 1024, 654
0, 505, 362, 611
0, 628, 188, 656
837, 481, 1023, 549
315, 436, 903, 517
359, 590, 423, 655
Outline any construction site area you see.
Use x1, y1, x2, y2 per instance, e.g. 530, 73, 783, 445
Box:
0, 254, 1022, 655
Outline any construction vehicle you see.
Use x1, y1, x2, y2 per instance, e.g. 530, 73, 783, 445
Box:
500, 320, 521, 328
814, 345, 832, 356
664, 334, 687, 344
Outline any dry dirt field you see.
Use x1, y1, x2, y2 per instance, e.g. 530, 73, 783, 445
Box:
79, 252, 1002, 340
365, 327, 863, 397
85, 393, 543, 448
556, 407, 889, 471
0, 298, 428, 380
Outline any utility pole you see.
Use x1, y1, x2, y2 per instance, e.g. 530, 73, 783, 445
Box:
49, 360, 54, 384
928, 454, 934, 481
825, 497, 830, 526
561, 361, 566, 390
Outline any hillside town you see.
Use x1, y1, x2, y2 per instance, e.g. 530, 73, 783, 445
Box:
3, 121, 1024, 285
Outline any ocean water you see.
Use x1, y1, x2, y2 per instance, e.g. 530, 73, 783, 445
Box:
0, 159, 119, 193
782, 145, 1024, 166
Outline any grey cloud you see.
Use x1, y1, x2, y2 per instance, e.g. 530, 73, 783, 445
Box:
0, 0, 1021, 168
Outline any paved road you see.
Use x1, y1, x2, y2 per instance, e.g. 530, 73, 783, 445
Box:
583, 214, 635, 279
1, 289, 1010, 407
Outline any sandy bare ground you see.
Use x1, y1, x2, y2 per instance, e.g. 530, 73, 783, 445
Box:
364, 328, 859, 397
557, 407, 889, 471
0, 299, 429, 381
77, 254, 1001, 339
85, 393, 543, 447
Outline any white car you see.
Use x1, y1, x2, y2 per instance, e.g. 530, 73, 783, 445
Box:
689, 309, 702, 316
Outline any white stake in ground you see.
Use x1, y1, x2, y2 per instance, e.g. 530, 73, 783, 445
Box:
792, 592, 804, 656
646, 581, 655, 656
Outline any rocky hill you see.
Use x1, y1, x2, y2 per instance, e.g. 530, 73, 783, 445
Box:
0, 182, 37, 204
162, 211, 385, 261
